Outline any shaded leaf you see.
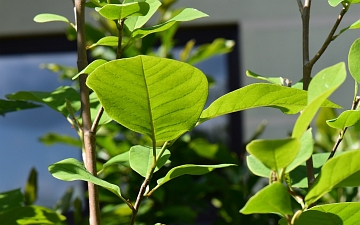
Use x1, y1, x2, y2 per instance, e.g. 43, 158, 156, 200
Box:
53, 187, 73, 214
246, 155, 271, 178
96, 2, 150, 20
305, 150, 360, 206
292, 62, 346, 139
348, 37, 360, 83
124, 0, 161, 31
240, 182, 293, 217
0, 99, 40, 116
129, 145, 171, 177
49, 158, 122, 198
0, 189, 23, 214
72, 59, 108, 80
24, 168, 37, 206
87, 55, 208, 143
39, 133, 81, 148
34, 13, 70, 24
326, 110, 360, 129
246, 138, 300, 171
6, 86, 80, 117
200, 83, 340, 123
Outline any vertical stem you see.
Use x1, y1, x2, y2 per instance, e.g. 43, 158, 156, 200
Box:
75, 0, 101, 224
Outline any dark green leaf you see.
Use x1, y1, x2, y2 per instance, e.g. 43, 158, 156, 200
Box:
53, 187, 73, 214
39, 133, 81, 148
24, 168, 37, 206
0, 99, 40, 116
0, 189, 23, 214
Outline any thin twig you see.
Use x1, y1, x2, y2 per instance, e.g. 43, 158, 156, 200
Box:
90, 107, 104, 133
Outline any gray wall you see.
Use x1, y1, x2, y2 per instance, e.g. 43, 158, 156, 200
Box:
1, 0, 360, 139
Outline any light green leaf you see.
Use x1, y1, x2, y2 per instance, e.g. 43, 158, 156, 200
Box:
156, 164, 236, 187
246, 155, 271, 178
292, 62, 346, 139
102, 151, 130, 170
87, 36, 120, 50
6, 86, 80, 117
326, 110, 360, 129
240, 182, 293, 217
96, 2, 150, 20
49, 158, 122, 198
349, 19, 360, 29
0, 99, 40, 116
348, 0, 360, 4
0, 206, 66, 225
129, 145, 171, 177
295, 203, 360, 225
132, 8, 208, 39
189, 138, 219, 160
200, 83, 341, 123
328, 0, 343, 7
305, 150, 360, 206
87, 55, 208, 142
34, 13, 70, 24
73, 59, 108, 80
0, 189, 23, 214
187, 38, 235, 65
124, 0, 161, 32
246, 138, 300, 171
348, 38, 360, 83
246, 70, 284, 85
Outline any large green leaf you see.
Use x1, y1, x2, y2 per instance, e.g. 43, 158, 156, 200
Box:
34, 13, 70, 24
295, 203, 360, 225
326, 110, 360, 129
348, 38, 360, 83
87, 55, 208, 143
6, 86, 80, 117
240, 182, 293, 217
156, 164, 236, 187
131, 8, 208, 39
305, 150, 360, 206
0, 205, 66, 225
0, 189, 23, 214
200, 83, 340, 123
0, 99, 40, 116
49, 158, 122, 198
129, 145, 171, 177
246, 138, 300, 171
124, 0, 161, 31
96, 2, 150, 20
292, 62, 346, 139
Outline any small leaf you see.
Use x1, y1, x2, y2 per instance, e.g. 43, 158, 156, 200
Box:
328, 0, 343, 7
6, 86, 81, 117
246, 155, 271, 178
348, 0, 360, 4
24, 168, 37, 206
0, 189, 23, 214
326, 110, 360, 129
348, 38, 360, 83
349, 19, 360, 29
200, 83, 340, 123
305, 150, 360, 206
39, 133, 81, 148
53, 187, 73, 214
295, 203, 360, 225
156, 164, 236, 187
73, 59, 108, 80
246, 70, 284, 85
246, 138, 301, 171
34, 13, 70, 24
87, 36, 120, 50
0, 99, 40, 116
87, 55, 208, 143
124, 0, 161, 31
240, 182, 293, 217
49, 158, 122, 198
129, 145, 171, 177
102, 151, 130, 170
292, 62, 346, 139
96, 2, 150, 20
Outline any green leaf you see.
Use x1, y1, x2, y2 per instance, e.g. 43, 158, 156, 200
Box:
187, 38, 235, 65
246, 138, 300, 171
53, 187, 73, 214
102, 151, 130, 170
87, 36, 120, 50
349, 19, 360, 29
34, 13, 70, 24
89, 92, 113, 126
240, 182, 293, 217
348, 0, 360, 4
246, 155, 271, 178
295, 203, 360, 225
328, 0, 343, 7
24, 168, 37, 206
0, 99, 40, 116
39, 133, 81, 148
49, 158, 122, 198
348, 38, 360, 83
131, 8, 208, 39
246, 70, 284, 85
156, 164, 236, 187
124, 0, 162, 32
200, 83, 341, 123
129, 145, 171, 177
292, 62, 346, 139
0, 206, 66, 225
87, 55, 208, 142
305, 150, 360, 206
326, 110, 360, 129
6, 86, 81, 117
96, 2, 150, 20
73, 59, 108, 80
189, 138, 219, 160
0, 189, 23, 214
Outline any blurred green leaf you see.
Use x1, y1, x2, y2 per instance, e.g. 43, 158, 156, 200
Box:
0, 99, 40, 116
348, 38, 360, 83
24, 168, 37, 206
53, 187, 73, 214
189, 138, 219, 160
39, 133, 81, 147
0, 189, 23, 214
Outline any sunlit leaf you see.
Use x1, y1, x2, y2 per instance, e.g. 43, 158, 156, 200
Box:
246, 70, 284, 85
348, 38, 360, 83
34, 13, 70, 24
0, 99, 40, 116
129, 145, 171, 177
73, 59, 108, 80
49, 158, 122, 198
87, 36, 120, 50
96, 2, 150, 20
328, 0, 343, 7
124, 0, 162, 31
326, 110, 360, 129
240, 182, 293, 217
292, 62, 346, 139
286, 128, 313, 172
246, 138, 300, 171
305, 150, 360, 206
87, 55, 208, 143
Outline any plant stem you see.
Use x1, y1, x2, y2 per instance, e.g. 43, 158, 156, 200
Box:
75, 0, 101, 224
